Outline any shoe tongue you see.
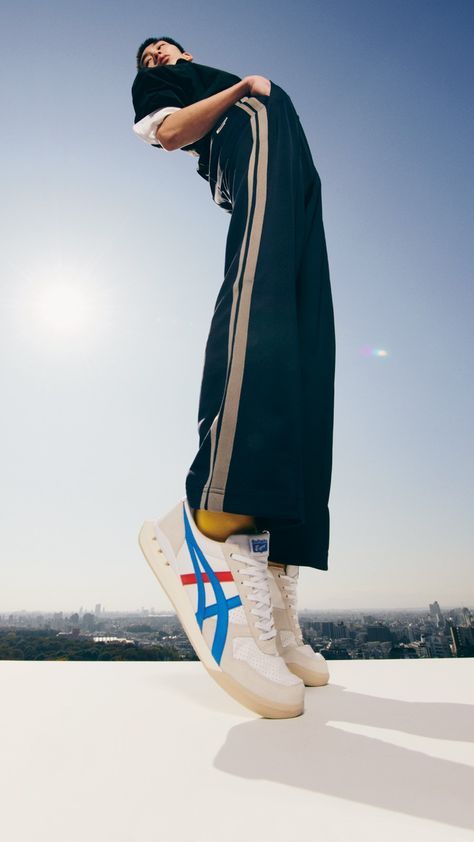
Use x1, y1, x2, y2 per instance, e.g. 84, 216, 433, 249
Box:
225, 532, 270, 561
286, 565, 299, 579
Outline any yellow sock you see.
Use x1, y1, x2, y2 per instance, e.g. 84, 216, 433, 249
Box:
194, 509, 256, 542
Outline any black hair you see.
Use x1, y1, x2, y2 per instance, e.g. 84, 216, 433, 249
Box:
136, 36, 186, 70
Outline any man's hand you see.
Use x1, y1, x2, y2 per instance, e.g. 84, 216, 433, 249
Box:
245, 75, 272, 96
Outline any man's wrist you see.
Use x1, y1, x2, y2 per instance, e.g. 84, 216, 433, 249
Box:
240, 77, 251, 97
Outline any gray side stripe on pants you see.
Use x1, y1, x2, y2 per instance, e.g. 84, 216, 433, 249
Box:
199, 97, 269, 510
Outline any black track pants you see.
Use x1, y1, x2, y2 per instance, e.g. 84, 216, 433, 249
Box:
185, 82, 336, 570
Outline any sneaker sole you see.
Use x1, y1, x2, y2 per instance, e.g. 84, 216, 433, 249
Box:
285, 662, 330, 687
138, 520, 304, 719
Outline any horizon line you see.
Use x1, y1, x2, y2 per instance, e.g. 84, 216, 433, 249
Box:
1, 604, 472, 615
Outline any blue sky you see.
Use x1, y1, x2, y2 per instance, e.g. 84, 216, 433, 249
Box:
0, 0, 472, 611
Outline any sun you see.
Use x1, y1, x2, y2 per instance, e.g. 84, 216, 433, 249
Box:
34, 282, 95, 335
11, 254, 114, 354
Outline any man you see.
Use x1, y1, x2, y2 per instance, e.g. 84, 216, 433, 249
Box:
132, 36, 336, 718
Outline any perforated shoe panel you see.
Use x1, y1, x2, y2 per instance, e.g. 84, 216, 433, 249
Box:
233, 637, 301, 686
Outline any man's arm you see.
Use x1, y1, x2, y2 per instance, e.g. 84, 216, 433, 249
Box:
157, 78, 250, 151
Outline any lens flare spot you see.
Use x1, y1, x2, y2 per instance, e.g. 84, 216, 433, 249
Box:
359, 345, 389, 358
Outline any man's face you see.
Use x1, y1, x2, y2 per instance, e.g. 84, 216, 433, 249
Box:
140, 40, 193, 68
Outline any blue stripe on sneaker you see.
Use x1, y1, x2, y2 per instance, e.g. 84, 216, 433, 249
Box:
203, 595, 242, 619
183, 504, 242, 665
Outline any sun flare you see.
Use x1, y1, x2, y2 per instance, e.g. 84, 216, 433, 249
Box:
34, 282, 95, 335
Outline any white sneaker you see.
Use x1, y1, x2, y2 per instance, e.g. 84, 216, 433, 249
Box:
267, 562, 330, 687
138, 499, 305, 718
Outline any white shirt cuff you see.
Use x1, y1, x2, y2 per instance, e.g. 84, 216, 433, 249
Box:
132, 107, 182, 146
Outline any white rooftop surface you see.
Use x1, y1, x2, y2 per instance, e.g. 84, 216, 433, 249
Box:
1, 658, 473, 842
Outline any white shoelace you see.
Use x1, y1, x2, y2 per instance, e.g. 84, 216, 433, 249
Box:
231, 553, 277, 641
279, 572, 304, 643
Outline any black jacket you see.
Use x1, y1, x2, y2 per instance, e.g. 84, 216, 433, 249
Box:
131, 58, 242, 182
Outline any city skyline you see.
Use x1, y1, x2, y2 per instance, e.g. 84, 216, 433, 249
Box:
2, 600, 472, 661
2, 599, 472, 615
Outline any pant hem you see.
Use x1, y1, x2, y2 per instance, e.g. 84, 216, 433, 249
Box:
186, 484, 305, 525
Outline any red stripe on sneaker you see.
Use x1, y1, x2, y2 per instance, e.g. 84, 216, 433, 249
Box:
181, 572, 235, 585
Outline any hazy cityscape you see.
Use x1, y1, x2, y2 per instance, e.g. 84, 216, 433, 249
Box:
1, 600, 473, 661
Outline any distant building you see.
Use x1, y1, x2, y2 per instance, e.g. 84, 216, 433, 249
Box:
82, 613, 96, 632
321, 642, 350, 660
461, 607, 471, 626
366, 625, 392, 643
93, 635, 134, 644
426, 636, 452, 658
333, 622, 348, 639
70, 613, 80, 629
51, 613, 64, 631
413, 640, 430, 658
429, 601, 444, 626
450, 625, 474, 657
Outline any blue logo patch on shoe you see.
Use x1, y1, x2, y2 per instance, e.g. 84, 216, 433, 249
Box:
251, 538, 268, 554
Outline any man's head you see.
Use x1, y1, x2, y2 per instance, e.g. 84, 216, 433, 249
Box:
136, 36, 193, 70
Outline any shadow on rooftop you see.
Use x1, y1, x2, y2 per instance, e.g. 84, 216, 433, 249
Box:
164, 670, 474, 830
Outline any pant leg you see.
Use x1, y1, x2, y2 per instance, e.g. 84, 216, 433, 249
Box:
259, 121, 336, 569
185, 83, 336, 569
